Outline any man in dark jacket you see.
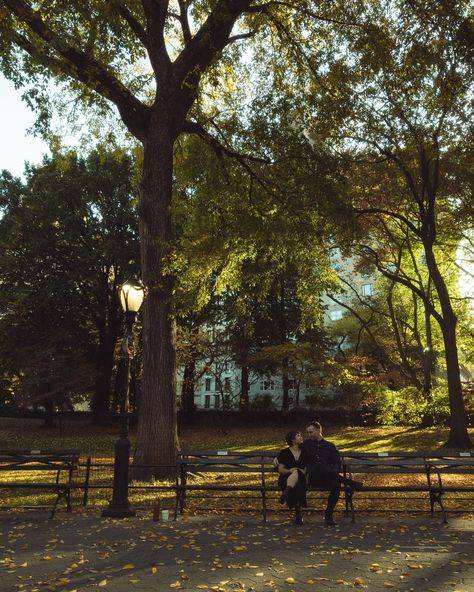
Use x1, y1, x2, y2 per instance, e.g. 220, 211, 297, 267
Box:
302, 421, 362, 526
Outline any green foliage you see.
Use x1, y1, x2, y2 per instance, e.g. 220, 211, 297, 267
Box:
424, 387, 453, 427
0, 149, 139, 412
375, 387, 427, 427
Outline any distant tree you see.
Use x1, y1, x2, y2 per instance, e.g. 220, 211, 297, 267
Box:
305, 0, 474, 446
0, 150, 139, 422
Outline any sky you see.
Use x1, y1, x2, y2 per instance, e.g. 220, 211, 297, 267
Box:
0, 74, 50, 177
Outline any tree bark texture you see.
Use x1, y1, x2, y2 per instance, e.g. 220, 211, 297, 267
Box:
133, 116, 179, 479
425, 250, 472, 447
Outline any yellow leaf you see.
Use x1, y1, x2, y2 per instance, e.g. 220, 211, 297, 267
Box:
170, 582, 182, 588
98, 580, 107, 587
383, 583, 395, 588
408, 564, 422, 569
42, 556, 52, 561
151, 566, 158, 574
285, 577, 296, 584
122, 563, 135, 570
234, 546, 247, 551
354, 576, 365, 586
335, 579, 345, 584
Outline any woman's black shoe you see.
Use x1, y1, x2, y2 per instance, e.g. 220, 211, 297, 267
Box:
294, 508, 303, 525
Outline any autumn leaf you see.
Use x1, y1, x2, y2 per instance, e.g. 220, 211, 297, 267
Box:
122, 563, 135, 570
98, 579, 107, 587
285, 577, 296, 584
383, 582, 395, 588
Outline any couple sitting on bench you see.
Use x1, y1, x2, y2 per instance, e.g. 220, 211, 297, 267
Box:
276, 420, 363, 526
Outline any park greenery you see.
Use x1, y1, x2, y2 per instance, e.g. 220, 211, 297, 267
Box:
0, 0, 473, 477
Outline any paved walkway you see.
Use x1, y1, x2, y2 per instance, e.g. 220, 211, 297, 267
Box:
0, 509, 473, 591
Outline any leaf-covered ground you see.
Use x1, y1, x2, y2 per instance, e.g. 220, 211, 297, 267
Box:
0, 510, 473, 591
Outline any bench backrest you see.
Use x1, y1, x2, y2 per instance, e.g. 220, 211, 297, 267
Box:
177, 450, 474, 475
177, 450, 279, 473
0, 450, 80, 471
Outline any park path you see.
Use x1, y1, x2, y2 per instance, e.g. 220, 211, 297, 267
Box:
0, 510, 473, 591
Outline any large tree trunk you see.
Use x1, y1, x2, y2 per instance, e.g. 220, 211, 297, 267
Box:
133, 117, 179, 479
440, 313, 472, 447
426, 250, 472, 448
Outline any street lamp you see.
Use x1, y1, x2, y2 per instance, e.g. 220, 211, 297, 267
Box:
102, 279, 145, 518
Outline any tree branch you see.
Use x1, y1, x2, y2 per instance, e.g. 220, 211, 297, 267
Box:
3, 0, 151, 141
114, 2, 148, 47
177, 0, 192, 44
354, 207, 422, 238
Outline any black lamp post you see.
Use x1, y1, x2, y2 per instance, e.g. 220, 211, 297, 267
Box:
102, 279, 144, 518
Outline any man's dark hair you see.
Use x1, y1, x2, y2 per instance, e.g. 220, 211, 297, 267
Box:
305, 420, 322, 430
285, 430, 300, 446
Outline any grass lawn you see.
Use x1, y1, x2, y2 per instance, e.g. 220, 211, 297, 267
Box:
1, 416, 473, 456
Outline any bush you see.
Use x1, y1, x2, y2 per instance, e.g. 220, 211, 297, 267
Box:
249, 394, 276, 412
424, 387, 451, 427
375, 387, 427, 426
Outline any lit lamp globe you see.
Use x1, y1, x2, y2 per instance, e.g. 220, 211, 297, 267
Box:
119, 279, 145, 314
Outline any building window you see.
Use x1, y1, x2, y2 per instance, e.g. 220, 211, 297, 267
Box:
361, 283, 373, 297
205, 378, 212, 391
224, 377, 231, 390
204, 395, 211, 409
214, 394, 220, 408
260, 380, 275, 391
330, 309, 343, 321
223, 361, 229, 371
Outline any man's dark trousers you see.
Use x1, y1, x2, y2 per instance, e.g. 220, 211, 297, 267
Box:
309, 463, 343, 513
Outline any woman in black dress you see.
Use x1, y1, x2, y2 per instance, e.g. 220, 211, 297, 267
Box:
276, 430, 308, 525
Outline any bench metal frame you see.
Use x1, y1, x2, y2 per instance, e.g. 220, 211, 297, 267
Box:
175, 450, 474, 523
0, 449, 80, 518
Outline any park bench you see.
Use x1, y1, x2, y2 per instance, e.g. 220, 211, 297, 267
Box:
174, 449, 474, 523
341, 451, 474, 523
0, 449, 80, 517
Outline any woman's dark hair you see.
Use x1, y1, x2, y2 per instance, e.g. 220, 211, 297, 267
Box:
285, 430, 300, 446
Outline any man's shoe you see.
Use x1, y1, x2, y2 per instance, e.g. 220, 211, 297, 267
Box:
295, 514, 304, 525
324, 513, 336, 526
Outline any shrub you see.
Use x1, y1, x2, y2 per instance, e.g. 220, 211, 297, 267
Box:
249, 394, 276, 412
424, 387, 451, 426
375, 386, 427, 426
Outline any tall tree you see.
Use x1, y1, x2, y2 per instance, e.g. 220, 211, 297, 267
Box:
0, 150, 139, 422
305, 0, 474, 446
0, 0, 352, 474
